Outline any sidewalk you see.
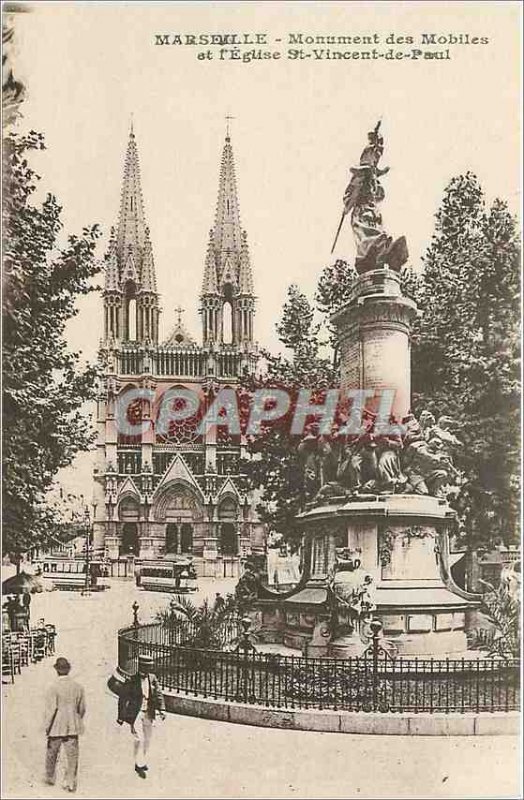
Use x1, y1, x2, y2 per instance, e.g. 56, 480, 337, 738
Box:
2, 579, 521, 799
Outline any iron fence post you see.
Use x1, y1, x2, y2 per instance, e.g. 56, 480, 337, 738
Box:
242, 636, 249, 703
132, 602, 139, 639
235, 615, 256, 703
370, 618, 382, 712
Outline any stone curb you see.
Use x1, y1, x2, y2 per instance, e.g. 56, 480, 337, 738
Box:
107, 671, 520, 736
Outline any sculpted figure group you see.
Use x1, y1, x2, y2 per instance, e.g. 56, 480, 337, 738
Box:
298, 408, 463, 505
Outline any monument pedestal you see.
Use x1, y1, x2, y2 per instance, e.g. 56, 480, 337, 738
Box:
329, 634, 367, 659
299, 493, 476, 656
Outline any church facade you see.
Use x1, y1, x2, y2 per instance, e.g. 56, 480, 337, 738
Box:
92, 125, 266, 577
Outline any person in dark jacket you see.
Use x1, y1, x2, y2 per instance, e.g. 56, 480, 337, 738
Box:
214, 592, 225, 612
117, 655, 165, 779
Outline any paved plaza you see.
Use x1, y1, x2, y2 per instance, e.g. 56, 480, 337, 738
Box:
2, 576, 521, 800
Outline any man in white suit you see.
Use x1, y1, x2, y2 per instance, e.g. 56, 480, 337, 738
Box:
44, 657, 86, 792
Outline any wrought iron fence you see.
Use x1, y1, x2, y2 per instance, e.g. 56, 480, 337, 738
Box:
117, 624, 520, 714
136, 617, 243, 649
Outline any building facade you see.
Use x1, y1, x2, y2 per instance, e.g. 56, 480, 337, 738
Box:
92, 125, 266, 577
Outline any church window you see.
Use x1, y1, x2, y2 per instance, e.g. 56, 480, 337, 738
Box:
127, 298, 137, 340
222, 301, 233, 344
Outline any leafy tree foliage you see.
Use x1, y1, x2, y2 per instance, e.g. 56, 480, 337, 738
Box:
241, 285, 337, 536
2, 131, 101, 561
276, 283, 317, 356
411, 173, 520, 548
315, 259, 356, 355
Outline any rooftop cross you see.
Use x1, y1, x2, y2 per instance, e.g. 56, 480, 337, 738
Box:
174, 305, 185, 326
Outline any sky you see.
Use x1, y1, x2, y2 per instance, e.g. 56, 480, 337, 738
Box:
8, 1, 521, 498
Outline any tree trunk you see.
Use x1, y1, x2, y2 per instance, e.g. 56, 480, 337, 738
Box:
465, 548, 480, 592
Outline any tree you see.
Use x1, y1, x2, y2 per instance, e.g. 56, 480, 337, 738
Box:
241, 285, 337, 537
411, 173, 520, 549
276, 283, 317, 356
315, 259, 357, 363
2, 130, 101, 563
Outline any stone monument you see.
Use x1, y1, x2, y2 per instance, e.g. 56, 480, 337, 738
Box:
248, 123, 479, 657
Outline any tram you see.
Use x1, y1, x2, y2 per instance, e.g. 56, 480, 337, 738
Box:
135, 557, 198, 593
41, 557, 108, 591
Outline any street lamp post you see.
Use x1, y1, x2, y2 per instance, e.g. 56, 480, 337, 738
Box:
82, 502, 97, 596
83, 506, 91, 595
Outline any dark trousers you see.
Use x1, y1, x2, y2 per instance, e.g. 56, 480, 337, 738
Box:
45, 736, 79, 790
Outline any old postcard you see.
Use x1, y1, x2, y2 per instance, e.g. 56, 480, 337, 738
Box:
2, 2, 521, 799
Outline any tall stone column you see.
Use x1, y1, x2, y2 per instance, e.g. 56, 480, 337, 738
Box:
333, 269, 417, 419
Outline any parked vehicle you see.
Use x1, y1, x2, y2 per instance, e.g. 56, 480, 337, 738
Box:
135, 557, 197, 593
41, 557, 108, 591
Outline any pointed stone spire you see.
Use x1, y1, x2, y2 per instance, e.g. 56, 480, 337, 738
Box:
201, 230, 219, 295
116, 124, 147, 267
201, 128, 256, 348
104, 228, 121, 292
213, 133, 242, 280
238, 230, 254, 295
103, 122, 161, 344
140, 227, 157, 293
221, 252, 236, 288
122, 246, 139, 285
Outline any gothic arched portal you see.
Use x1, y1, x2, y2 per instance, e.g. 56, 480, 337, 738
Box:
181, 523, 193, 553
218, 497, 238, 555
220, 523, 237, 555
121, 523, 139, 556
165, 523, 179, 554
119, 496, 140, 556
153, 483, 202, 556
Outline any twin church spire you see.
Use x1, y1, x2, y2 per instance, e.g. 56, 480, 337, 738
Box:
103, 126, 159, 343
103, 124, 255, 348
201, 133, 255, 346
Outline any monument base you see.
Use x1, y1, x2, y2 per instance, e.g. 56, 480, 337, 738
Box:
329, 634, 367, 659
253, 495, 479, 658
373, 579, 470, 655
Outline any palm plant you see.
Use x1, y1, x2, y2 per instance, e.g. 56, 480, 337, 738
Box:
478, 576, 520, 659
156, 594, 241, 650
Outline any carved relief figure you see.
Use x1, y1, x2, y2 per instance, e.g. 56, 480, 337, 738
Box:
297, 426, 338, 500
328, 549, 376, 637
336, 410, 378, 493
375, 423, 407, 492
235, 563, 259, 607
